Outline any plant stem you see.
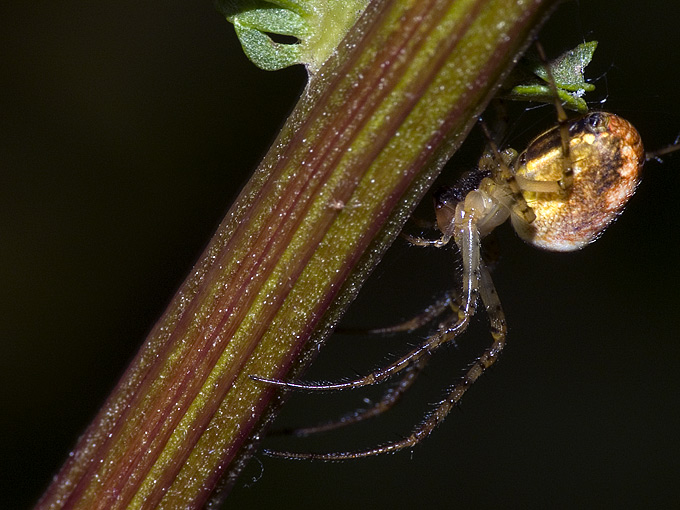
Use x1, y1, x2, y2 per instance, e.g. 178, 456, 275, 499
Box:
36, 0, 558, 508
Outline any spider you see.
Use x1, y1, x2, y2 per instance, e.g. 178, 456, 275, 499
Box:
253, 47, 646, 461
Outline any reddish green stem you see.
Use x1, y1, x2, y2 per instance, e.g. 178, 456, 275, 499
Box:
36, 0, 558, 508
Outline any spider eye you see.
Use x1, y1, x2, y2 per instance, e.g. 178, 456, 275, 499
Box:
568, 112, 604, 137
586, 111, 604, 131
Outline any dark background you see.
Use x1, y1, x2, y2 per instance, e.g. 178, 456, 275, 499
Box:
2, 1, 679, 508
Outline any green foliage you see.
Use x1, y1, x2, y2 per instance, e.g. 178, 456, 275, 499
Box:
217, 0, 369, 72
503, 41, 598, 112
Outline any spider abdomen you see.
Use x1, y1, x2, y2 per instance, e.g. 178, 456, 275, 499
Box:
512, 112, 644, 251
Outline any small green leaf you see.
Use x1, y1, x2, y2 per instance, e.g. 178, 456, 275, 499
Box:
532, 40, 597, 92
230, 17, 304, 70
503, 41, 598, 113
218, 0, 369, 72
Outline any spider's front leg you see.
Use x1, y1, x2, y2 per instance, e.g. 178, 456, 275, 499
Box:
262, 191, 508, 460
365, 188, 512, 458
272, 355, 430, 439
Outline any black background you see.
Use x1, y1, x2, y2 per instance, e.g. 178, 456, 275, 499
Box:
2, 1, 679, 508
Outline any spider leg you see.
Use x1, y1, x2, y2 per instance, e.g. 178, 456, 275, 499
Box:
535, 42, 573, 192
250, 299, 470, 391
478, 122, 536, 224
252, 214, 468, 392
279, 292, 458, 434
252, 234, 478, 392
339, 291, 456, 335
479, 44, 581, 220
265, 219, 505, 460
645, 137, 680, 162
503, 43, 576, 203
402, 232, 451, 248
274, 295, 462, 436
254, 187, 490, 396
272, 354, 430, 438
